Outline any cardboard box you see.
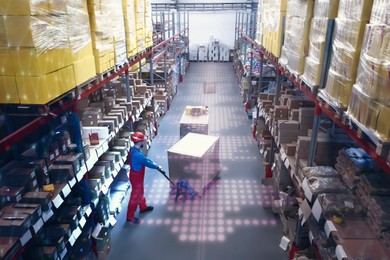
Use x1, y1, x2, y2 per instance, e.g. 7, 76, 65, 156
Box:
179, 110, 209, 138
11, 47, 72, 76
72, 55, 96, 86
0, 76, 19, 103
167, 133, 221, 194
0, 237, 21, 260
48, 164, 74, 184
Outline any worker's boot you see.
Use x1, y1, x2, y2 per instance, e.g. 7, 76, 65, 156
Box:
127, 217, 140, 224
140, 206, 154, 213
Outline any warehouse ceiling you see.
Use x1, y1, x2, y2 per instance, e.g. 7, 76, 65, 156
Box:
151, 0, 258, 12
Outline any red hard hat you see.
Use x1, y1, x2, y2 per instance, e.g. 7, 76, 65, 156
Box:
131, 132, 146, 143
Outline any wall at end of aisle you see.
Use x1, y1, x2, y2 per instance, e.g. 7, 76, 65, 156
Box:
189, 12, 236, 49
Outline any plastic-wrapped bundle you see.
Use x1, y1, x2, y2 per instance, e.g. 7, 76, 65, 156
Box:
110, 0, 127, 65
122, 0, 138, 57
313, 0, 339, 18
307, 176, 348, 196
135, 0, 146, 51
67, 0, 92, 55
322, 0, 374, 108
255, 0, 264, 44
303, 166, 340, 179
0, 0, 50, 16
88, 0, 114, 73
66, 0, 95, 86
262, 0, 286, 57
337, 0, 374, 21
346, 0, 389, 141
317, 193, 364, 219
279, 0, 314, 75
145, 0, 153, 48
302, 0, 339, 86
355, 52, 390, 104
370, 0, 389, 24
360, 172, 390, 196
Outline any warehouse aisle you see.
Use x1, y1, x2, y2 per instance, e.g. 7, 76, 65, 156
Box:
108, 62, 286, 260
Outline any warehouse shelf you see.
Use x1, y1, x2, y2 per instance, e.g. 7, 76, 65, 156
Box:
239, 33, 390, 175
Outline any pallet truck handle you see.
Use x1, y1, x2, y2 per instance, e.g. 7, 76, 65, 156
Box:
158, 168, 175, 186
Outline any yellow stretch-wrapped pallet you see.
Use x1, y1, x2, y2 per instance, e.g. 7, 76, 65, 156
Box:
262, 0, 286, 57
67, 0, 96, 87
87, 0, 114, 73
0, 0, 75, 104
347, 0, 390, 141
135, 0, 146, 51
145, 0, 153, 48
123, 0, 138, 57
111, 0, 127, 65
322, 0, 374, 108
301, 0, 340, 87
279, 0, 314, 75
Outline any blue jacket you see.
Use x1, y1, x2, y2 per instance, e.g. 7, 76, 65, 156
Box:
129, 146, 159, 172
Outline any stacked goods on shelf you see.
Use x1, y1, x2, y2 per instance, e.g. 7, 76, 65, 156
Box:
262, 0, 286, 57
110, 0, 127, 66
301, 0, 340, 87
255, 0, 264, 45
145, 0, 153, 48
135, 0, 146, 52
122, 0, 138, 57
335, 148, 378, 191
279, 0, 314, 75
87, 0, 114, 73
347, 0, 390, 141
322, 0, 374, 108
67, 0, 96, 86
0, 0, 73, 104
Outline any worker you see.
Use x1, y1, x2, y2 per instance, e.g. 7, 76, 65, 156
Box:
126, 132, 164, 224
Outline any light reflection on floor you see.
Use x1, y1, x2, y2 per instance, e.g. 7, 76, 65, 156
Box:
142, 178, 278, 242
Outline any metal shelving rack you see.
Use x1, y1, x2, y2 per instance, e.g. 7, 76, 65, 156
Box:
237, 16, 390, 258
0, 20, 189, 258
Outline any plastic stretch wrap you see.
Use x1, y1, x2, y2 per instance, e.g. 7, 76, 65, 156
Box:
313, 0, 339, 18
122, 0, 137, 57
303, 166, 340, 178
356, 53, 390, 103
279, 0, 313, 74
110, 0, 127, 65
317, 193, 364, 218
323, 69, 353, 107
307, 177, 348, 195
348, 85, 390, 141
145, 0, 153, 47
370, 0, 389, 24
88, 0, 112, 53
2, 14, 69, 54
333, 18, 367, 52
262, 0, 286, 57
67, 0, 91, 55
337, 0, 374, 21
285, 0, 313, 19
0, 0, 49, 15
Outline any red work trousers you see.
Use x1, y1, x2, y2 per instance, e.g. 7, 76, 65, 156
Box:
126, 167, 148, 220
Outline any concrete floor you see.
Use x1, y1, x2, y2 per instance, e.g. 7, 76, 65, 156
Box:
107, 62, 287, 260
